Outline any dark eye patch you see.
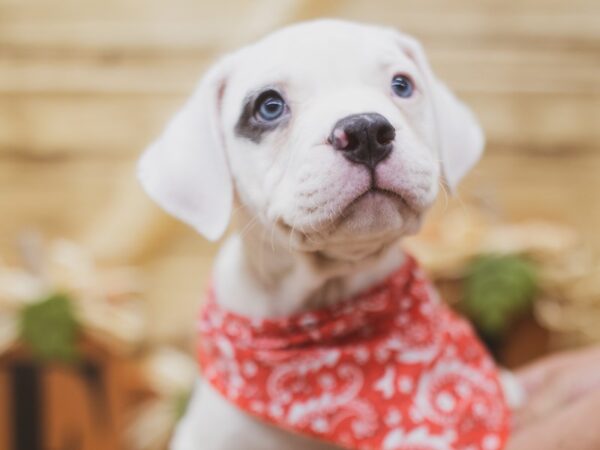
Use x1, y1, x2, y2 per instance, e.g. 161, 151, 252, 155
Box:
234, 87, 289, 143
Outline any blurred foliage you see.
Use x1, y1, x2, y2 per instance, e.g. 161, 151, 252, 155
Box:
462, 255, 537, 340
174, 389, 192, 421
19, 293, 80, 363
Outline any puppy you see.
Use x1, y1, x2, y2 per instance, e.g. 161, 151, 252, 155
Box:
138, 20, 518, 450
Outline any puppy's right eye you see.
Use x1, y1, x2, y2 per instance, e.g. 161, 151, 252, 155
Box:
391, 74, 414, 98
255, 91, 286, 121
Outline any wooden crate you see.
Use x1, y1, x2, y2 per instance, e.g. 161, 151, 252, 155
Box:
0, 341, 152, 450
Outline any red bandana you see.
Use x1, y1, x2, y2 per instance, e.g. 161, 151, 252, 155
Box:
198, 255, 510, 450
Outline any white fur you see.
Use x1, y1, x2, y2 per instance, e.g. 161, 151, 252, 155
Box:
138, 57, 235, 240
138, 20, 493, 450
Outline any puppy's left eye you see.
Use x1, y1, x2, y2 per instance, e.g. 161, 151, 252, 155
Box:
391, 75, 414, 98
255, 91, 286, 121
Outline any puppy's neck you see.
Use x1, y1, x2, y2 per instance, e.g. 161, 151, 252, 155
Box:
212, 210, 405, 318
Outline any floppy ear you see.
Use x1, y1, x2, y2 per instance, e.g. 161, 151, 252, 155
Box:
396, 33, 485, 190
137, 58, 233, 240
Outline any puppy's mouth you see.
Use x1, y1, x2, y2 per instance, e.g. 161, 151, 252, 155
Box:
343, 186, 410, 215
274, 181, 428, 257
327, 185, 415, 231
274, 162, 432, 249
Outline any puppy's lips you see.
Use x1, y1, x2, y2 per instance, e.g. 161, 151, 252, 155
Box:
343, 187, 411, 214
320, 186, 416, 233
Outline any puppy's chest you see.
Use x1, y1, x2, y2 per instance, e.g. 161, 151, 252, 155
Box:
198, 256, 511, 450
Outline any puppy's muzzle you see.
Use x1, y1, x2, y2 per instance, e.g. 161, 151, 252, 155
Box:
329, 113, 395, 169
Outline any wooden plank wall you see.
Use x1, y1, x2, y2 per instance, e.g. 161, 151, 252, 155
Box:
1, 0, 599, 342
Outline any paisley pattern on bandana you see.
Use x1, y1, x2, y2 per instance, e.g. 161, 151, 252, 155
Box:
198, 255, 510, 450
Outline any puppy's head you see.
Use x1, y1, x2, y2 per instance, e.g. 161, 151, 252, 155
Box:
138, 20, 483, 258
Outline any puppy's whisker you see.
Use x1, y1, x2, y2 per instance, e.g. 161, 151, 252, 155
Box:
230, 201, 247, 217
454, 189, 470, 215
286, 215, 299, 252
238, 213, 260, 240
438, 179, 450, 212
288, 211, 319, 249
326, 203, 339, 226
269, 213, 281, 252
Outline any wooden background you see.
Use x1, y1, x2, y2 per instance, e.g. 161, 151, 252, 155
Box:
1, 0, 599, 343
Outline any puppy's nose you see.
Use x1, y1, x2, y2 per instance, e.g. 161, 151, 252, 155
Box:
330, 113, 395, 169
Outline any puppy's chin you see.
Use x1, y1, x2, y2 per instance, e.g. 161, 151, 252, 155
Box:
290, 191, 424, 260
336, 191, 408, 235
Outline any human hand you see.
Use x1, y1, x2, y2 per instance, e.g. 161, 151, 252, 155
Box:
507, 346, 600, 450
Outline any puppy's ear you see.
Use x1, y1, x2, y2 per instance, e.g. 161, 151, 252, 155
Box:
395, 33, 484, 190
137, 57, 234, 240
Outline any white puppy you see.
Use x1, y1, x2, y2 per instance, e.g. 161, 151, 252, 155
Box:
138, 19, 509, 450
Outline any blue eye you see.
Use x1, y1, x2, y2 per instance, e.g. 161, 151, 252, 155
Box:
391, 75, 414, 98
256, 91, 286, 121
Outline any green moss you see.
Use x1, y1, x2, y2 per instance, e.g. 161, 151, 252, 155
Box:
174, 389, 192, 421
19, 293, 80, 363
462, 254, 537, 339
